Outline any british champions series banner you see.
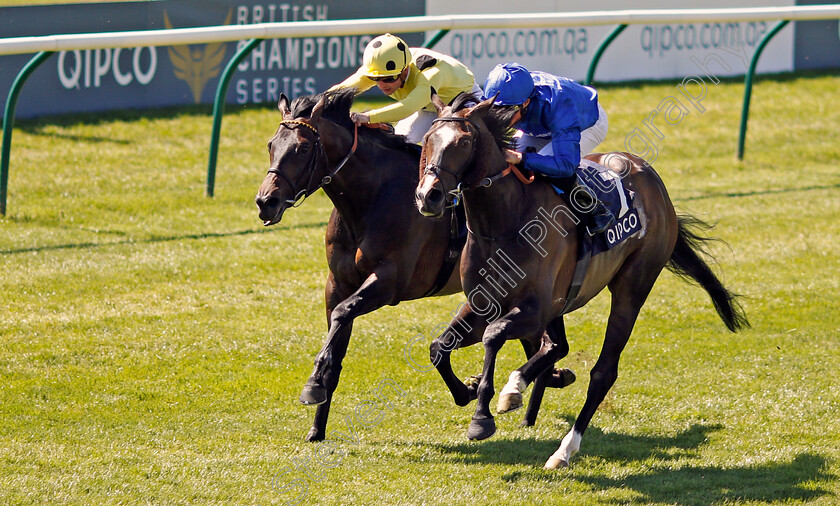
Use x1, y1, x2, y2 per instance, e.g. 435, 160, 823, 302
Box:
0, 0, 424, 118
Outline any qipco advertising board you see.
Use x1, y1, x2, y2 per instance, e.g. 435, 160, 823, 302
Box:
426, 0, 840, 84
0, 0, 423, 119
2, 0, 839, 119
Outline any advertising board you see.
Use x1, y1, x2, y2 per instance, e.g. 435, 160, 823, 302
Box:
1, 0, 837, 118
425, 0, 798, 83
0, 0, 423, 118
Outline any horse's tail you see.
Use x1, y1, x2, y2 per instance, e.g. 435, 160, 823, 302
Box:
666, 214, 750, 332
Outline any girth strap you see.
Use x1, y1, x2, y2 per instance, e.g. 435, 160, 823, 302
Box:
560, 233, 592, 314
422, 201, 467, 297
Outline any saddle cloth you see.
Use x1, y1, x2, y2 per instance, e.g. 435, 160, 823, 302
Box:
547, 158, 641, 255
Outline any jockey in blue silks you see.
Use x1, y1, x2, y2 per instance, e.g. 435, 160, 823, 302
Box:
482, 63, 616, 235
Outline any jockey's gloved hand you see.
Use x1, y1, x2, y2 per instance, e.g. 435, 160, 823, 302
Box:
349, 112, 370, 125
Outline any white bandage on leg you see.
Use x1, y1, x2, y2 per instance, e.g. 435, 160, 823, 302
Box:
544, 429, 582, 469
499, 370, 527, 397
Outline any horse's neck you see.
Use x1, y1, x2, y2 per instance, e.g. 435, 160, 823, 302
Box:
463, 135, 534, 238
320, 126, 405, 223
464, 173, 533, 239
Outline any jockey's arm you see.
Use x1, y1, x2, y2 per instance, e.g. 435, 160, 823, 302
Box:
366, 80, 432, 124
521, 98, 582, 178
328, 69, 376, 94
521, 134, 580, 179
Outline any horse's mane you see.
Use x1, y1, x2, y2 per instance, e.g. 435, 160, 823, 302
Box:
448, 91, 479, 114
289, 88, 417, 154
449, 92, 517, 153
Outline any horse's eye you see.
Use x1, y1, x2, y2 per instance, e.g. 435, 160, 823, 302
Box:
458, 137, 472, 147
298, 143, 311, 154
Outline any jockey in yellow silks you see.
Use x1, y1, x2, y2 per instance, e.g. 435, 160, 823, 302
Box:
330, 33, 481, 144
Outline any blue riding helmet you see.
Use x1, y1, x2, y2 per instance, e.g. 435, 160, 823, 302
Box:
482, 63, 534, 105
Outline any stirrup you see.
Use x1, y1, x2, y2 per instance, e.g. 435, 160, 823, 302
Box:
586, 207, 616, 236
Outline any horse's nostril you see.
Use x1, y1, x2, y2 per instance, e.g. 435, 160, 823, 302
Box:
256, 195, 280, 210
426, 188, 444, 205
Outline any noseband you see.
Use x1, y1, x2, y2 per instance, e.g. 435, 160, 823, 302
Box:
267, 119, 358, 208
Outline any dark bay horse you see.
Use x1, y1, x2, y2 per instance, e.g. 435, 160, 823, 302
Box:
255, 89, 563, 441
255, 89, 462, 440
414, 94, 749, 468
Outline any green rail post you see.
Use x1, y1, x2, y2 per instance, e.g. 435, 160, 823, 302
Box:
1, 51, 54, 216
423, 29, 450, 49
206, 38, 263, 197
585, 24, 627, 86
738, 20, 789, 160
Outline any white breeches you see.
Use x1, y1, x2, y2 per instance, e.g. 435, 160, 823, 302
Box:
395, 83, 484, 144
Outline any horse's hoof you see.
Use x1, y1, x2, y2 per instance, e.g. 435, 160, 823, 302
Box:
299, 384, 328, 405
305, 427, 325, 442
496, 392, 523, 414
461, 374, 482, 403
547, 368, 576, 389
466, 417, 496, 441
544, 456, 569, 470
464, 374, 482, 389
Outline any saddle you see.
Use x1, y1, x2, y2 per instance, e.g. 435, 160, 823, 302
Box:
540, 159, 640, 252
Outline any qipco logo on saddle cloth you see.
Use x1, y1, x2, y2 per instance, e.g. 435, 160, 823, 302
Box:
605, 208, 642, 249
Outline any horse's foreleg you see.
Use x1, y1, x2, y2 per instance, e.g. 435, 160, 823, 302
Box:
496, 336, 541, 416
301, 266, 398, 413
496, 333, 541, 415
521, 368, 551, 427
306, 393, 333, 442
303, 300, 354, 441
468, 309, 542, 441
430, 306, 485, 406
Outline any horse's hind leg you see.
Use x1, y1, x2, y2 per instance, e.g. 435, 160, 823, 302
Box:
545, 257, 665, 468
430, 304, 486, 407
498, 317, 575, 423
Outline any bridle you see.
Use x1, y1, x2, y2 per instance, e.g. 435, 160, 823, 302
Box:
422, 115, 532, 207
267, 118, 358, 208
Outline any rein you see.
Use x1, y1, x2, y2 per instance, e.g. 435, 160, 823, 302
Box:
424, 116, 534, 206
267, 119, 359, 207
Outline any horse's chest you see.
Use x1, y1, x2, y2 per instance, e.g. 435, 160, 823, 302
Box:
353, 247, 377, 273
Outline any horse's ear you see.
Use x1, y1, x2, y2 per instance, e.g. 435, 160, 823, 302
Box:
430, 92, 446, 115
467, 94, 496, 120
278, 94, 291, 118
311, 93, 327, 122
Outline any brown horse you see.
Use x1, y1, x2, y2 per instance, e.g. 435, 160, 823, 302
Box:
415, 93, 749, 468
255, 89, 461, 441
255, 89, 564, 441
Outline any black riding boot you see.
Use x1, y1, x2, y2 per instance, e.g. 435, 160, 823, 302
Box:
569, 176, 616, 235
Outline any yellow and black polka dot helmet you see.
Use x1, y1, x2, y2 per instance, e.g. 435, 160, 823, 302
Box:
362, 33, 411, 77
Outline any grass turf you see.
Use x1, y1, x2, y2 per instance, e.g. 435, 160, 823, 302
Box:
1, 71, 839, 504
